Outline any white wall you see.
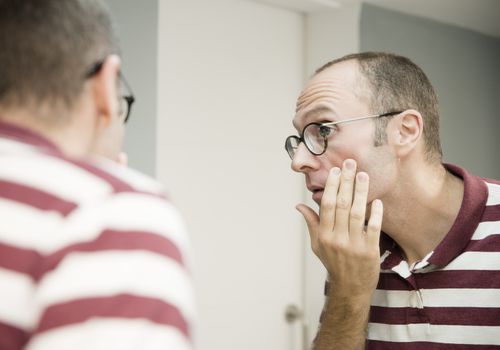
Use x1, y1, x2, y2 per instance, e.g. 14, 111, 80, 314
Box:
157, 1, 305, 349
305, 3, 361, 76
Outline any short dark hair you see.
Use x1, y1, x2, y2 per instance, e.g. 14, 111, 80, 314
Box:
0, 0, 120, 121
316, 52, 442, 163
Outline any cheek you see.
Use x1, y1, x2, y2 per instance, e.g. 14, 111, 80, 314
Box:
326, 138, 356, 162
329, 127, 374, 159
326, 141, 370, 172
360, 148, 397, 201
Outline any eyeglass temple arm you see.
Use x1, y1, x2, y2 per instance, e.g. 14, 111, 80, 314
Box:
119, 71, 135, 97
321, 111, 403, 127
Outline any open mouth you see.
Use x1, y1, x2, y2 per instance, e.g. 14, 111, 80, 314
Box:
312, 189, 324, 203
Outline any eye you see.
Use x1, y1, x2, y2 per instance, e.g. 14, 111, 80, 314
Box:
319, 125, 333, 138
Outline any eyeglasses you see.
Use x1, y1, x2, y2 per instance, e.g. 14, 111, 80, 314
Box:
85, 60, 135, 124
285, 111, 402, 159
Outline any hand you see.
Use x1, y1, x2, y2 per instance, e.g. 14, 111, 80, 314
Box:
116, 152, 128, 167
297, 159, 383, 299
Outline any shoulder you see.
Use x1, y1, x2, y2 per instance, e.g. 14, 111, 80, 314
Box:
1, 144, 189, 254
63, 156, 190, 253
0, 143, 165, 205
481, 178, 500, 207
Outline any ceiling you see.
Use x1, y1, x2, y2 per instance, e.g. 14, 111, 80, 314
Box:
250, 0, 500, 39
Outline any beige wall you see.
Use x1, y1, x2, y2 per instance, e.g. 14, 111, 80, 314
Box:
157, 1, 305, 348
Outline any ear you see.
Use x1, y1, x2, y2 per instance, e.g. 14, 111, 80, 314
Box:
389, 109, 423, 158
90, 55, 121, 129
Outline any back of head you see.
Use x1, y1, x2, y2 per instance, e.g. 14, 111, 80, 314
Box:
0, 0, 119, 124
316, 52, 442, 163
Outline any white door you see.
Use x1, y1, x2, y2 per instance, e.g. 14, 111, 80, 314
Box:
156, 0, 310, 349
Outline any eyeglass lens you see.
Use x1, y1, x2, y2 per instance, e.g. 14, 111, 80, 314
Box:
285, 136, 299, 159
285, 124, 331, 159
303, 124, 329, 155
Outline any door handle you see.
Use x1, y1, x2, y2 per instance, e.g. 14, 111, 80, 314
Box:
284, 304, 309, 350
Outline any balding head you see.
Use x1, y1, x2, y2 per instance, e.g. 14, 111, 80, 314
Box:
314, 52, 442, 163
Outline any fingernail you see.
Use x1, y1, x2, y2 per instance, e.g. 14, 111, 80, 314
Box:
331, 167, 341, 175
357, 172, 368, 182
344, 159, 355, 170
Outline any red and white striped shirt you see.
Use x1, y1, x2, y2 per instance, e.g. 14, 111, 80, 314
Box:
0, 120, 194, 350
366, 164, 500, 348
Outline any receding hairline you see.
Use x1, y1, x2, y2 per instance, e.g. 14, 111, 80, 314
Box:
313, 59, 374, 111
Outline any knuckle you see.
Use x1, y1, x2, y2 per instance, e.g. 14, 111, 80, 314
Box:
367, 222, 380, 232
321, 199, 336, 211
318, 235, 347, 251
336, 197, 351, 210
355, 183, 368, 194
342, 171, 355, 181
318, 234, 333, 246
349, 208, 364, 221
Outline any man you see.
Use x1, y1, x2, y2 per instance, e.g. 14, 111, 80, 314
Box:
285, 52, 500, 349
0, 1, 194, 349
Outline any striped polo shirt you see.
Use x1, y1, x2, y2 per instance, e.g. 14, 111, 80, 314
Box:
366, 163, 500, 348
0, 120, 194, 350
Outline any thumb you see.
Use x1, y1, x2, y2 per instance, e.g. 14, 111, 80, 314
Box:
296, 204, 320, 254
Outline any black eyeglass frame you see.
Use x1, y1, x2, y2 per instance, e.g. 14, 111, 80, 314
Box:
85, 59, 135, 124
285, 110, 403, 159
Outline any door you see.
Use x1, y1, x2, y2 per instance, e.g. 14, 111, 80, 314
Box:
156, 0, 308, 349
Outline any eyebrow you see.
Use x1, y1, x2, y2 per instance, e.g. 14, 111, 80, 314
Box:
293, 106, 336, 132
302, 106, 336, 123
306, 106, 335, 118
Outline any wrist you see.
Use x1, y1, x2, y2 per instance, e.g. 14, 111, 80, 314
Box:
315, 290, 371, 350
325, 279, 376, 304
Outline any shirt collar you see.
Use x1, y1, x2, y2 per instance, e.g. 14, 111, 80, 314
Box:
0, 118, 63, 155
380, 163, 488, 270
427, 163, 488, 266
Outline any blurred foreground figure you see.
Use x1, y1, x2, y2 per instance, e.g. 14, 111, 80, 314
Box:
0, 1, 194, 349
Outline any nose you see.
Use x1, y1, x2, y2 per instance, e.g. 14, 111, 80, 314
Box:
291, 142, 320, 173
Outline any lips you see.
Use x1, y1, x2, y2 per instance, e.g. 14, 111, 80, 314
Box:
307, 184, 323, 192
312, 189, 324, 204
307, 185, 324, 204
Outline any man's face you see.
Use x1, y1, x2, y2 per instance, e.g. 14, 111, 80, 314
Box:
291, 61, 396, 205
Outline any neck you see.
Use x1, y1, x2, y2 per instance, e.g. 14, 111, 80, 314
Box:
0, 106, 95, 157
381, 160, 464, 264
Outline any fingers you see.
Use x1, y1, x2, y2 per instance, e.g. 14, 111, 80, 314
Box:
296, 204, 320, 253
299, 159, 383, 253
319, 167, 341, 234
349, 172, 369, 244
117, 152, 128, 167
366, 199, 383, 247
334, 159, 357, 238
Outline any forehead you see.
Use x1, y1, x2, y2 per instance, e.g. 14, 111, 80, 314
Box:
293, 61, 367, 129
